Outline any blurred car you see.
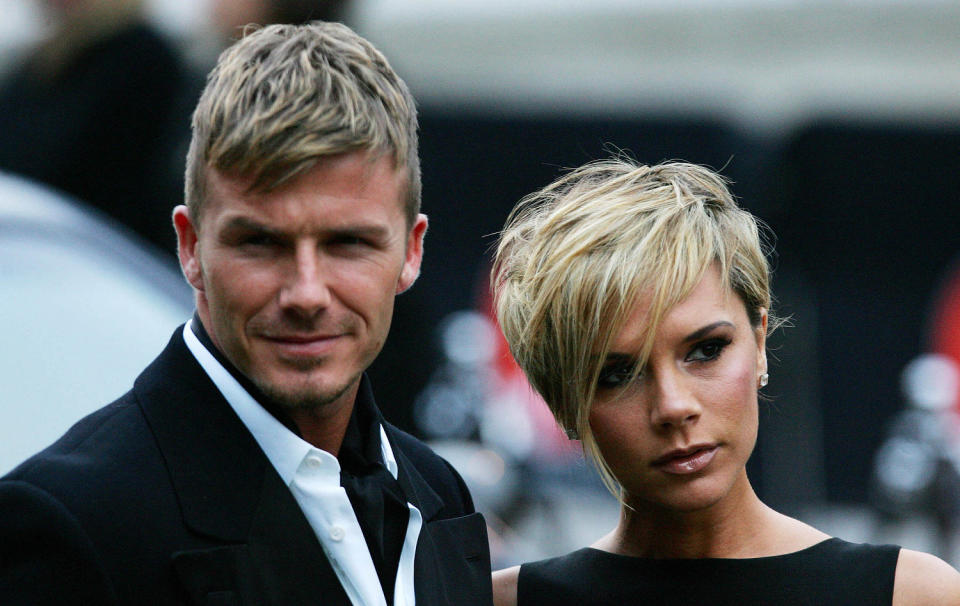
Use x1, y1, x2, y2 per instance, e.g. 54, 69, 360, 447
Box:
0, 172, 192, 474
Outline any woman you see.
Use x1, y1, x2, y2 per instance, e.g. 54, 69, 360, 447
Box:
490, 159, 960, 605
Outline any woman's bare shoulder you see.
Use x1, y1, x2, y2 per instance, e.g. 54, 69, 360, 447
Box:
893, 548, 960, 605
492, 565, 521, 606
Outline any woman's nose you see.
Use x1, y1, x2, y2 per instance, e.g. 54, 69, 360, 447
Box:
648, 370, 702, 430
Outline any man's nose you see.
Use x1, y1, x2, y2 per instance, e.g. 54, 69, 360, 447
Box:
278, 244, 331, 316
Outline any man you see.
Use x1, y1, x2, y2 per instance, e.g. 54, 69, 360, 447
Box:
0, 22, 493, 605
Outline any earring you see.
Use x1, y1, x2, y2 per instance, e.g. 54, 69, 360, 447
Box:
565, 427, 580, 440
759, 373, 769, 388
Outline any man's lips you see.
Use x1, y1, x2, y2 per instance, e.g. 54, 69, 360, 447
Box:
261, 333, 344, 356
652, 444, 719, 475
265, 334, 340, 343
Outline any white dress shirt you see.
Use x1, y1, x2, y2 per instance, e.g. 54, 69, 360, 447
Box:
182, 321, 423, 606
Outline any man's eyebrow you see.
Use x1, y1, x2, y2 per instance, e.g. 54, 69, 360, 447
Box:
221, 216, 278, 234
220, 217, 390, 240
329, 224, 390, 239
682, 321, 734, 343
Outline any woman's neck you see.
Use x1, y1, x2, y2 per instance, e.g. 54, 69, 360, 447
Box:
594, 473, 827, 559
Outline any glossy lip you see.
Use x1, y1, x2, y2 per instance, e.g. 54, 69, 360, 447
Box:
652, 444, 719, 475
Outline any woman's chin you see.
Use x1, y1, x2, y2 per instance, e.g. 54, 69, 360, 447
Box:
626, 477, 737, 514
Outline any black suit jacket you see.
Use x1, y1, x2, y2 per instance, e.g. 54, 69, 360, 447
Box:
0, 329, 493, 605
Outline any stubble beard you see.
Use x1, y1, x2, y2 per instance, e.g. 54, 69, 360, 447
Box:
243, 312, 367, 411
253, 370, 361, 411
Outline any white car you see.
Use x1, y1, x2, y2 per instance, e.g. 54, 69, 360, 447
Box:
0, 173, 192, 474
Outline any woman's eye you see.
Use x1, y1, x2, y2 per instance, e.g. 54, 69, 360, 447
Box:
597, 363, 638, 389
687, 339, 730, 362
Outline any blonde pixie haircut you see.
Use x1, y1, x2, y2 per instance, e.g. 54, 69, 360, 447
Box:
492, 158, 774, 495
185, 21, 420, 227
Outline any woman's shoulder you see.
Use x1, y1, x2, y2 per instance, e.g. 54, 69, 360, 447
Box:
893, 548, 960, 606
492, 565, 520, 606
494, 549, 601, 606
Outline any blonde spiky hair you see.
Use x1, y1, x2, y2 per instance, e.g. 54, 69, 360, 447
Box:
185, 21, 420, 227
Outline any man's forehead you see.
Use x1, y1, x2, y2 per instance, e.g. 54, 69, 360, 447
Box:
206, 152, 405, 196
200, 155, 408, 228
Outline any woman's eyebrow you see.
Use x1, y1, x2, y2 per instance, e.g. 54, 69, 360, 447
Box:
682, 321, 733, 344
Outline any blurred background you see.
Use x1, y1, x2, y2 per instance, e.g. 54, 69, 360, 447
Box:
2, 0, 960, 569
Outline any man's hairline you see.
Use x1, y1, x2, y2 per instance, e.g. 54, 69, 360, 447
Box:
188, 155, 421, 233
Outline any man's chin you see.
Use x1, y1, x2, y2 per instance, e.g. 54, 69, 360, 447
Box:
253, 373, 359, 411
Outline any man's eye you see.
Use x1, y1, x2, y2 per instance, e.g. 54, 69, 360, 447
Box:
238, 234, 279, 247
686, 339, 730, 362
330, 235, 368, 248
597, 363, 638, 389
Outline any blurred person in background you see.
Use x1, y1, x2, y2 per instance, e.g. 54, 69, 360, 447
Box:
0, 0, 187, 251
869, 257, 960, 562
179, 0, 353, 87
209, 0, 350, 44
871, 354, 960, 562
0, 21, 491, 605
489, 158, 960, 605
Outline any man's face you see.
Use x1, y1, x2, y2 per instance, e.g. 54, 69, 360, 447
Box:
174, 151, 427, 412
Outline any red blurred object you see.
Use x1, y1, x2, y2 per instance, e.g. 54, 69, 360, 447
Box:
928, 258, 960, 413
481, 287, 580, 462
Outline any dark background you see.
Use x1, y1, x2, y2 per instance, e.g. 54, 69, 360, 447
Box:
370, 110, 960, 512
3, 0, 958, 520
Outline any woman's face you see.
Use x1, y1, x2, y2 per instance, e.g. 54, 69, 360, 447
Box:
588, 265, 767, 513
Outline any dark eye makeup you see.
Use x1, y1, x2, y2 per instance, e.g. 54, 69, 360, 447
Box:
596, 336, 733, 390
597, 359, 639, 390
685, 337, 732, 363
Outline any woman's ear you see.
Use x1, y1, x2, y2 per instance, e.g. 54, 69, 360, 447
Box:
755, 308, 768, 375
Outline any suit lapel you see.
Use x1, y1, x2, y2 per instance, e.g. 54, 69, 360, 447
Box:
135, 330, 261, 542
389, 439, 443, 524
386, 426, 492, 606
136, 329, 351, 605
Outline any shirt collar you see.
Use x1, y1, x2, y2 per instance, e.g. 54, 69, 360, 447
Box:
182, 318, 398, 482
183, 319, 316, 485
189, 312, 301, 435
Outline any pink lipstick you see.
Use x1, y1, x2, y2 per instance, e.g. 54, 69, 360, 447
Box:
653, 445, 718, 475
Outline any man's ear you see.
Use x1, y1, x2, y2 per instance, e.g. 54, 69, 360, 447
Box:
173, 205, 204, 292
397, 214, 428, 294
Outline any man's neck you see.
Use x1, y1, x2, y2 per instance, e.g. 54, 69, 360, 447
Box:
286, 380, 361, 457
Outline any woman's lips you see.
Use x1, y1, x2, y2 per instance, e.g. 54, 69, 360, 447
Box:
653, 445, 719, 475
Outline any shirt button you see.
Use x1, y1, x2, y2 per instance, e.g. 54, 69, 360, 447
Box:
329, 526, 345, 542
306, 455, 323, 468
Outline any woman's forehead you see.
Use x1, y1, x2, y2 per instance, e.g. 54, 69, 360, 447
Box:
607, 267, 744, 354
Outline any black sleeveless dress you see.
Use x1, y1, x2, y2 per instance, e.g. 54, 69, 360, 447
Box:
518, 538, 901, 605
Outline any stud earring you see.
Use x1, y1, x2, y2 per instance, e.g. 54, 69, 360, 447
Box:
759, 373, 769, 388
565, 427, 580, 440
